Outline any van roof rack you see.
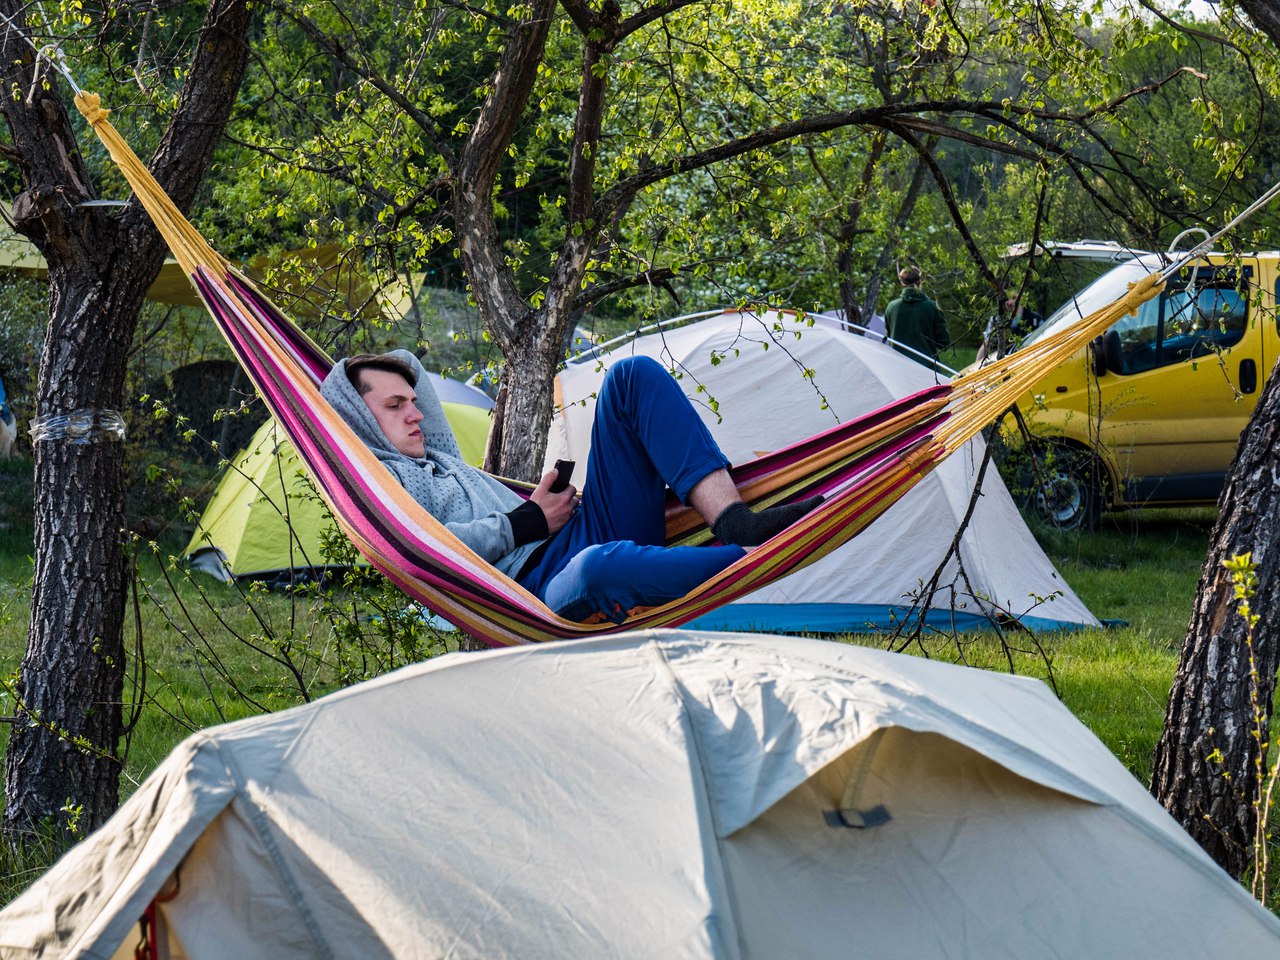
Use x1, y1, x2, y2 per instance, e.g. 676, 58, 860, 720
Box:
1003, 240, 1153, 262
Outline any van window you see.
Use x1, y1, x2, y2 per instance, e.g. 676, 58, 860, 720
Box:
1108, 272, 1248, 375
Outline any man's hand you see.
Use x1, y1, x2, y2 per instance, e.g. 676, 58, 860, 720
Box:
530, 469, 577, 535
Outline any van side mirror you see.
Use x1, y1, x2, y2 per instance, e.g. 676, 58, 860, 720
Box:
1102, 329, 1125, 375
1089, 337, 1107, 376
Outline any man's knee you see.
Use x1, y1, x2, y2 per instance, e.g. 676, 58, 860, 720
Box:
600, 356, 679, 423
603, 355, 666, 394
543, 543, 627, 620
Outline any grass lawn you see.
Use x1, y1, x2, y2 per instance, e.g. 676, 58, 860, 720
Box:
951, 508, 1214, 782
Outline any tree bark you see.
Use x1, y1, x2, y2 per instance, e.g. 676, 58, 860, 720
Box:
1148, 0, 1280, 880
461, 0, 613, 479
0, 0, 252, 836
1239, 0, 1280, 46
1150, 359, 1280, 877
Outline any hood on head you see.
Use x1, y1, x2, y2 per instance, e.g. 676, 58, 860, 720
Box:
320, 349, 459, 464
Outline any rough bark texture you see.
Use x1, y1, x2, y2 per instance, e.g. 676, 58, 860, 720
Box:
0, 0, 251, 835
1150, 357, 1280, 877
1148, 0, 1280, 880
461, 0, 581, 479
1239, 0, 1280, 47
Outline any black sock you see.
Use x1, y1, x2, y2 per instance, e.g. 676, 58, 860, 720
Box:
712, 495, 824, 547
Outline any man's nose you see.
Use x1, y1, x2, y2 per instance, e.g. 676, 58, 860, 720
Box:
407, 407, 424, 424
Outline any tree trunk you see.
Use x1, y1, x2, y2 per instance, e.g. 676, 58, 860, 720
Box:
836, 134, 887, 327
1149, 0, 1280, 880
1240, 0, 1280, 47
5, 264, 137, 835
455, 0, 587, 480
861, 154, 930, 324
1150, 358, 1280, 878
0, 0, 251, 836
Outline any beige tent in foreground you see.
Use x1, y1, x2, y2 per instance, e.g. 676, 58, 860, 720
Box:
2, 630, 1277, 958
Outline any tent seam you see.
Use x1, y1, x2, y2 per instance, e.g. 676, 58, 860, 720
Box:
216, 740, 340, 960
648, 633, 746, 960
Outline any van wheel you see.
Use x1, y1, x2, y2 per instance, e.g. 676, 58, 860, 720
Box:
1029, 446, 1101, 531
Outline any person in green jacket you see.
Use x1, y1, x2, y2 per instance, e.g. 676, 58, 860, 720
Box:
884, 266, 950, 365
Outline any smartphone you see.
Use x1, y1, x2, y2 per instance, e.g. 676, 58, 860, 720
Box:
549, 459, 575, 494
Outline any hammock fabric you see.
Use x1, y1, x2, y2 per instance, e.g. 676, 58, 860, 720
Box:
72, 91, 1164, 647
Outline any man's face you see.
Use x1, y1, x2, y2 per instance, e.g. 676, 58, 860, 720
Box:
358, 367, 426, 458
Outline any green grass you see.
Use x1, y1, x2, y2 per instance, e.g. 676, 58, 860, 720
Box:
1, 540, 329, 787
1030, 509, 1215, 780
939, 344, 979, 371
0, 490, 468, 805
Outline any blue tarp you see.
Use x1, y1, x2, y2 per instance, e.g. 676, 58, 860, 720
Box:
684, 602, 1087, 635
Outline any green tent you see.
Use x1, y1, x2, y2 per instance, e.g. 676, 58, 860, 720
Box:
186, 372, 493, 581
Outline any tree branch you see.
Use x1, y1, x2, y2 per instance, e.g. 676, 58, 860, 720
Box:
614, 0, 705, 41
264, 0, 456, 164
124, 0, 253, 232
454, 0, 557, 346
894, 127, 1000, 293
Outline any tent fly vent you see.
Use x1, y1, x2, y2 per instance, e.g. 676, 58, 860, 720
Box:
824, 804, 891, 830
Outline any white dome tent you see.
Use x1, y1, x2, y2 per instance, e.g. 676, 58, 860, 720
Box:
547, 309, 1098, 633
1, 630, 1276, 958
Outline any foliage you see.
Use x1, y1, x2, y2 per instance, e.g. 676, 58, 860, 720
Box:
125, 460, 463, 731
197, 0, 1271, 480
6, 2, 1276, 431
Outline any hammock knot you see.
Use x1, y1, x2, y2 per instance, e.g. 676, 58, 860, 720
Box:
1121, 273, 1164, 314
73, 91, 109, 125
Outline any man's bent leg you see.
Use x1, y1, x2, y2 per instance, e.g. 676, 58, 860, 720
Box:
521, 355, 818, 606
543, 540, 745, 623
586, 355, 822, 547
518, 355, 729, 602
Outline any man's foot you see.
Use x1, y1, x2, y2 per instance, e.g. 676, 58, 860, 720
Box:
712, 495, 825, 547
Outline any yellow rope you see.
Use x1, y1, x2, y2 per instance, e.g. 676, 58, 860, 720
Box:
74, 91, 228, 277
72, 87, 1165, 466
934, 272, 1165, 452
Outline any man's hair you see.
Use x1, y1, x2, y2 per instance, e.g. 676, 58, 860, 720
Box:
345, 353, 418, 395
898, 266, 922, 285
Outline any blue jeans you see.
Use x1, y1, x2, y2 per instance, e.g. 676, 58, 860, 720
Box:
518, 356, 746, 621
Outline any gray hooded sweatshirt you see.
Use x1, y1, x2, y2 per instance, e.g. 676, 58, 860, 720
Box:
319, 350, 545, 579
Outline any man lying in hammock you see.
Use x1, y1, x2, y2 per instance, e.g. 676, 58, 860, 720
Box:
321, 352, 822, 622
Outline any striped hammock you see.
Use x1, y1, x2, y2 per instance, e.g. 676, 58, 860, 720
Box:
73, 91, 1164, 647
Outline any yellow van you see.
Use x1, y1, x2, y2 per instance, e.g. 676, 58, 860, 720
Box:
999, 245, 1278, 527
